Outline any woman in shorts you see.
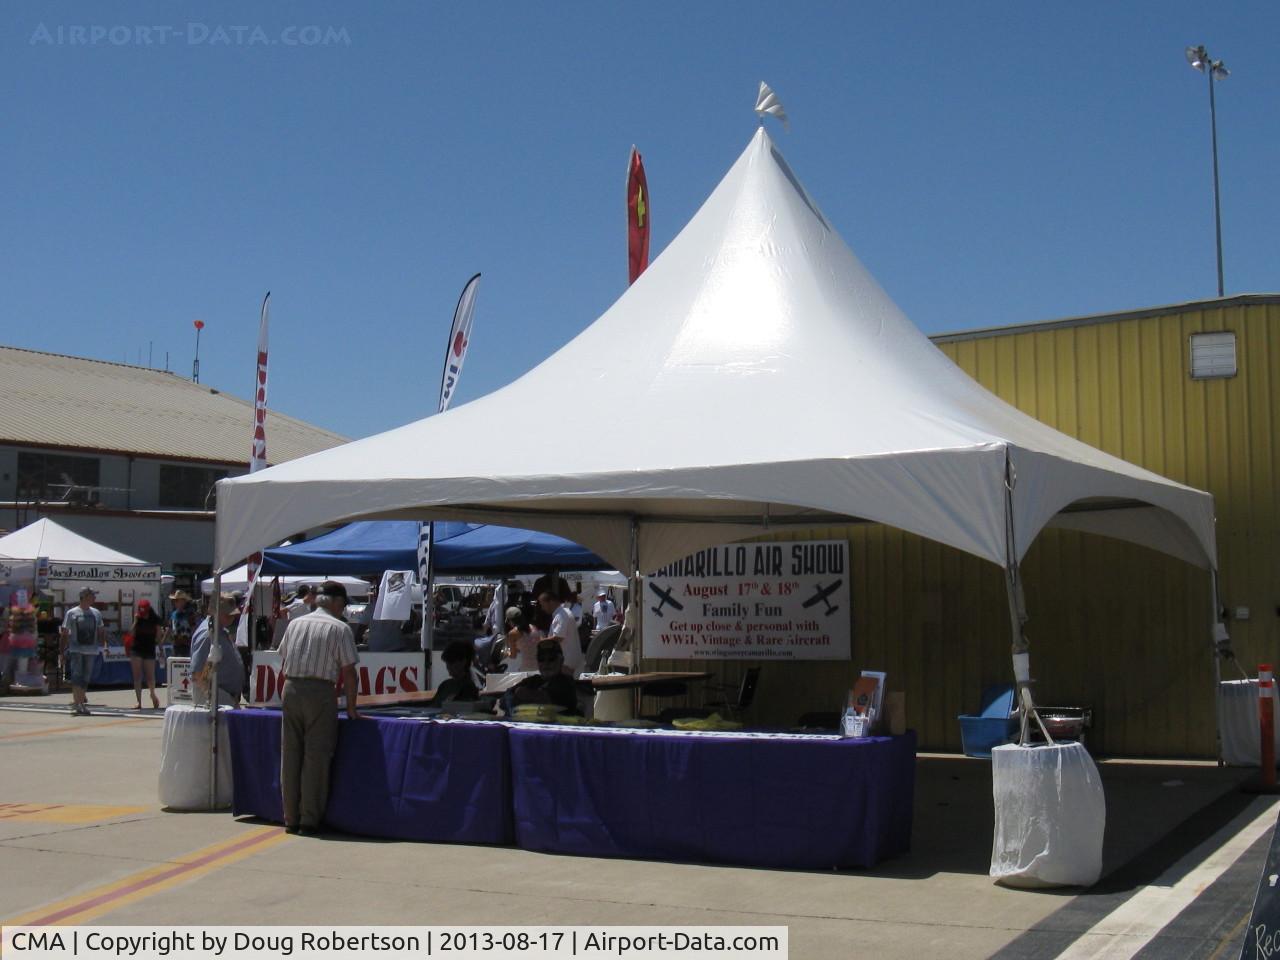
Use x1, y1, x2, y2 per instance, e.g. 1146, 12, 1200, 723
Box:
129, 598, 162, 710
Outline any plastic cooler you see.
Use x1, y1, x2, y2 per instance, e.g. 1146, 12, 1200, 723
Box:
959, 684, 1017, 758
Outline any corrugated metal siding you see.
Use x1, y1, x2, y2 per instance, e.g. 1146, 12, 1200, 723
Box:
642, 301, 1278, 757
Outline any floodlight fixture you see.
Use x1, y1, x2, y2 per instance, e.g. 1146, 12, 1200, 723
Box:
1185, 44, 1229, 297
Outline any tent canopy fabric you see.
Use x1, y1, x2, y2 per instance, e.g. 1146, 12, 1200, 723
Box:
0, 518, 150, 566
215, 129, 1216, 576
200, 564, 369, 597
259, 521, 609, 576
260, 521, 468, 576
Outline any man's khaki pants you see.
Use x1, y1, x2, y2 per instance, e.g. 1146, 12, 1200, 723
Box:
281, 678, 338, 828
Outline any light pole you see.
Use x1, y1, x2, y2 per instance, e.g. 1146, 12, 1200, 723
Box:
192, 319, 204, 382
1185, 44, 1229, 298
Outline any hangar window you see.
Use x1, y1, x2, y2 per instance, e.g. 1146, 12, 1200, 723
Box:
159, 464, 227, 509
15, 452, 100, 503
1189, 331, 1237, 379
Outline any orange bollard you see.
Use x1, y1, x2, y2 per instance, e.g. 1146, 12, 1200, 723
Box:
1260, 664, 1276, 787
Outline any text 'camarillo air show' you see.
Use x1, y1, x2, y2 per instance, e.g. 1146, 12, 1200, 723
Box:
645, 540, 850, 661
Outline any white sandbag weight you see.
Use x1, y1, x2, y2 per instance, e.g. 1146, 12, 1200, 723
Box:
990, 741, 1105, 888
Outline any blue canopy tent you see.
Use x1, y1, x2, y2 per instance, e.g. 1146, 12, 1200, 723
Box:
259, 520, 608, 576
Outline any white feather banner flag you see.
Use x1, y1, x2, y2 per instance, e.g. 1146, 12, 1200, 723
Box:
754, 81, 790, 131
421, 273, 482, 655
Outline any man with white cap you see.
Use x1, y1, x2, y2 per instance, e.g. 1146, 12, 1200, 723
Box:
271, 583, 314, 651
591, 588, 618, 634
59, 587, 106, 716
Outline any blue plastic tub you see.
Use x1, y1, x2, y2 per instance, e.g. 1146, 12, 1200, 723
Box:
958, 684, 1017, 758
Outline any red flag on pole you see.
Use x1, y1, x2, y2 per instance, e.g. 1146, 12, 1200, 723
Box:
627, 146, 650, 285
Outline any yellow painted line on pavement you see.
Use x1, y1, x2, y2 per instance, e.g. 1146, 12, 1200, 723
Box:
0, 803, 148, 824
0, 825, 289, 926
0, 717, 149, 741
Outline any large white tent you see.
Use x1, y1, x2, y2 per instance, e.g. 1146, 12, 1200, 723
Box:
215, 129, 1216, 596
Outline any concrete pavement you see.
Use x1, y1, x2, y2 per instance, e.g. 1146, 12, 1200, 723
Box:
0, 692, 1268, 958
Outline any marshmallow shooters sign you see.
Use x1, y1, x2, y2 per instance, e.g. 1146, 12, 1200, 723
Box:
643, 540, 851, 660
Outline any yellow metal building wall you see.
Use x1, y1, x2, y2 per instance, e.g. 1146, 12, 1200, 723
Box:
642, 300, 1278, 757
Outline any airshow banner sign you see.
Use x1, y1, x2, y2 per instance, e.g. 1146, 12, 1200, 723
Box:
643, 540, 850, 661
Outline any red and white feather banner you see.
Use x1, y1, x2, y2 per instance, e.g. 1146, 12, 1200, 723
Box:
250, 292, 270, 473
237, 292, 271, 649
437, 274, 481, 413
420, 274, 481, 654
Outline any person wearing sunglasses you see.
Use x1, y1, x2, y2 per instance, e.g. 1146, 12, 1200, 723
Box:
508, 638, 580, 716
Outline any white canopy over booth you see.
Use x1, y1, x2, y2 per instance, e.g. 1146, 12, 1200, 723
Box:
215, 129, 1216, 584
0, 518, 162, 616
0, 518, 153, 568
200, 564, 368, 597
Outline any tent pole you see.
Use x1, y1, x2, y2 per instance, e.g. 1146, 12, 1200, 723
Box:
1210, 569, 1228, 765
1004, 566, 1049, 745
209, 570, 221, 810
424, 523, 437, 687
629, 517, 641, 672
1003, 451, 1050, 745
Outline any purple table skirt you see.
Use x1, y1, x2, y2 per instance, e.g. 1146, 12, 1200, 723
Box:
90, 654, 168, 687
508, 727, 915, 870
225, 710, 513, 845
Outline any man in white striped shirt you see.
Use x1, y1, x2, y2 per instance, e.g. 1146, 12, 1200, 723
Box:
275, 580, 361, 835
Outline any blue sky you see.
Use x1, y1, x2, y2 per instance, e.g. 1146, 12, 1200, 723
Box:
3, 2, 1276, 441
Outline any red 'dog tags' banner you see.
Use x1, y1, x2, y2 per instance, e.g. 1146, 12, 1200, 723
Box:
250, 651, 425, 706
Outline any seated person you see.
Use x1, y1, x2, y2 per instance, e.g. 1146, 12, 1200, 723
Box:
507, 639, 580, 716
430, 640, 480, 706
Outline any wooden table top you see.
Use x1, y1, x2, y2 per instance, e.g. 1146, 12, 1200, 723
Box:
481, 670, 714, 695
587, 671, 713, 690
347, 671, 716, 708
350, 690, 437, 708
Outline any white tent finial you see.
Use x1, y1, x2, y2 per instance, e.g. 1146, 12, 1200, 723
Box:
755, 81, 789, 131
